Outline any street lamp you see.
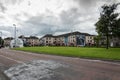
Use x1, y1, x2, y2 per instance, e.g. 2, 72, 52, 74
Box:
13, 24, 17, 47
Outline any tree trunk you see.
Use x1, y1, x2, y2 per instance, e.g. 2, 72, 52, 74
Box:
106, 34, 109, 49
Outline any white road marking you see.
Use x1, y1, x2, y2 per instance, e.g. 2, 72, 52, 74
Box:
0, 55, 24, 64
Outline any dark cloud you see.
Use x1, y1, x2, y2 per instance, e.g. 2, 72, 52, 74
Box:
21, 15, 57, 36
1, 0, 120, 38
74, 0, 98, 8
20, 10, 79, 36
19, 7, 98, 36
74, 0, 119, 8
0, 3, 7, 13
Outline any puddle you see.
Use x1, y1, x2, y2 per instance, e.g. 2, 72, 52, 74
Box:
4, 60, 67, 80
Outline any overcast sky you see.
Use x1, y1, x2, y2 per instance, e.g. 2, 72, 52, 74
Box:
0, 0, 120, 38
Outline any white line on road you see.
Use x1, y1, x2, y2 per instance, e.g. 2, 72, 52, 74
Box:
0, 55, 24, 64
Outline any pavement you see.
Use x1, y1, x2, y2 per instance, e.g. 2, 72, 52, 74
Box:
0, 48, 120, 80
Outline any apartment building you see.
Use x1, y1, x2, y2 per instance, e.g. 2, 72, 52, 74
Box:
26, 36, 40, 46
19, 35, 40, 46
85, 35, 95, 46
40, 31, 87, 46
99, 36, 120, 47
4, 37, 13, 47
110, 37, 120, 47
40, 34, 54, 46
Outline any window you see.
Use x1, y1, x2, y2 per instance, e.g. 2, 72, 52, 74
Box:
88, 40, 89, 42
73, 40, 75, 42
90, 40, 92, 42
90, 37, 92, 39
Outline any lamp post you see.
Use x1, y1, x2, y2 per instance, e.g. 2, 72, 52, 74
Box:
13, 24, 17, 47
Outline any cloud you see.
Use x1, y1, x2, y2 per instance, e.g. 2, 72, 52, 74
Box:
74, 0, 119, 7
74, 0, 98, 8
0, 2, 7, 13
0, 26, 14, 38
0, 0, 24, 5
21, 14, 66, 36
21, 8, 81, 36
60, 8, 80, 26
0, 0, 120, 38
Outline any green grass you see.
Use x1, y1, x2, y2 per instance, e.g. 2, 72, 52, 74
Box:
14, 47, 120, 60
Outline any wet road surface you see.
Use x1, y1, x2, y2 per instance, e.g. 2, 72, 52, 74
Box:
0, 48, 120, 80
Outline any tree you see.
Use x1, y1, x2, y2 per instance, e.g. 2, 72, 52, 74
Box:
95, 3, 120, 49
94, 35, 101, 47
0, 37, 4, 47
112, 18, 120, 37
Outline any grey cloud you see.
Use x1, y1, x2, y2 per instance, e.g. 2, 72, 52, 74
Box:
8, 0, 17, 5
0, 0, 24, 13
0, 26, 12, 31
60, 7, 98, 28
1, 0, 24, 5
60, 8, 80, 27
74, 0, 97, 8
21, 7, 98, 36
2, 0, 119, 38
21, 15, 58, 36
20, 12, 76, 36
0, 3, 7, 13
0, 26, 14, 37
74, 0, 119, 8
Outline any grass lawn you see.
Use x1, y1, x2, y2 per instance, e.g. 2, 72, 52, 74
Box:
14, 47, 120, 60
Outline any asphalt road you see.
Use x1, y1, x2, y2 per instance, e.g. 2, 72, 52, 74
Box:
0, 48, 120, 80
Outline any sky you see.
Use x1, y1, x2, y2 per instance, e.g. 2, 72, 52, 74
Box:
0, 0, 120, 38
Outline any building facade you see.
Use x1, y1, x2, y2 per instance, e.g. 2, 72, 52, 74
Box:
4, 37, 13, 47
110, 37, 120, 47
19, 35, 40, 46
85, 35, 95, 46
40, 32, 89, 46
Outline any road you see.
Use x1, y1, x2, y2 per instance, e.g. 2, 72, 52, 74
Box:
0, 48, 120, 80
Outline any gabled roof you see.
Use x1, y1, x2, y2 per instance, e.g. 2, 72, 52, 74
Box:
4, 37, 14, 40
41, 31, 93, 38
43, 34, 54, 37
58, 31, 81, 37
28, 36, 39, 39
18, 35, 25, 38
